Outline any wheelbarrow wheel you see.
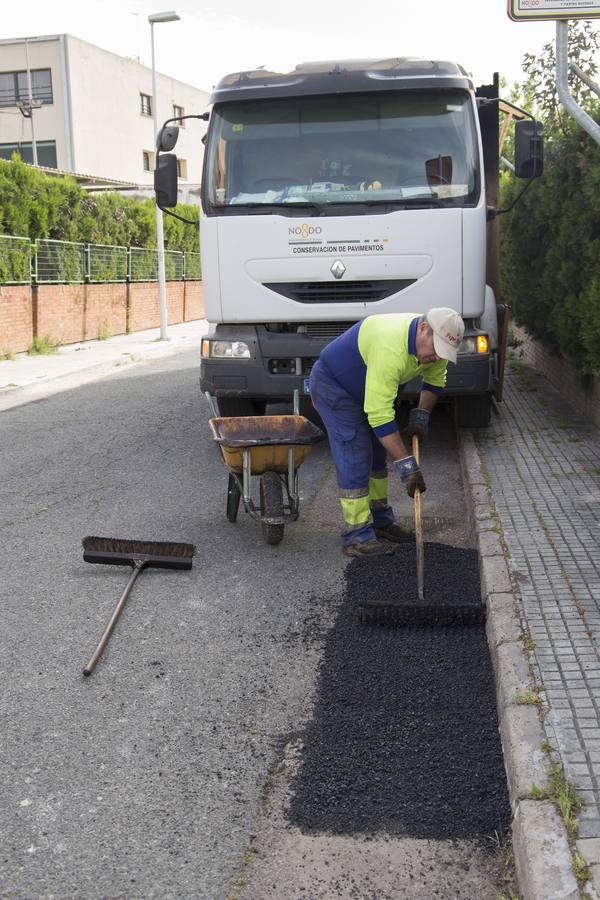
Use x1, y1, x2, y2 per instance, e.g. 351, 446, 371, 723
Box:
226, 473, 241, 523
260, 471, 284, 545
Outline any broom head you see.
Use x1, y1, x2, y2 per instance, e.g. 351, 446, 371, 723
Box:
82, 536, 195, 570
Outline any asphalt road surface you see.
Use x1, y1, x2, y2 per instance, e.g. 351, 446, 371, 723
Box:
0, 349, 509, 899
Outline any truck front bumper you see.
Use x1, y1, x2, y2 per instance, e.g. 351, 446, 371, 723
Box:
200, 325, 494, 400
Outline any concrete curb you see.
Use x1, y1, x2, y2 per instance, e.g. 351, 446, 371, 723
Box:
458, 429, 580, 900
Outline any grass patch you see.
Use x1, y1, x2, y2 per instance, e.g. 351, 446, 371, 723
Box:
531, 745, 589, 889
226, 841, 258, 900
1, 351, 15, 361
548, 763, 582, 842
516, 688, 541, 706
489, 830, 519, 900
97, 320, 112, 341
28, 335, 62, 355
573, 849, 592, 888
522, 633, 536, 654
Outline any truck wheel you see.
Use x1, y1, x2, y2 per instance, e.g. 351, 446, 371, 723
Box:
217, 398, 264, 417
226, 473, 241, 522
455, 394, 492, 428
260, 471, 284, 545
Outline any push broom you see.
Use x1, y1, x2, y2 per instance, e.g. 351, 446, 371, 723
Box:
358, 435, 486, 626
81, 536, 195, 676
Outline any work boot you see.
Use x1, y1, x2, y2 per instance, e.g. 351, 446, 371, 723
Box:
374, 522, 413, 543
343, 539, 394, 558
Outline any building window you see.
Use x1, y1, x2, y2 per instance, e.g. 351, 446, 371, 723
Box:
142, 150, 155, 171
173, 104, 184, 125
176, 158, 187, 179
140, 93, 152, 116
0, 68, 53, 107
0, 141, 57, 168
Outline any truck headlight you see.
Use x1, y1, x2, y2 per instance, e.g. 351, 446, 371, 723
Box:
201, 339, 251, 359
460, 334, 489, 354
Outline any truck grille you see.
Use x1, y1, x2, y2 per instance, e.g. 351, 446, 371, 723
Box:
303, 322, 356, 341
263, 279, 415, 304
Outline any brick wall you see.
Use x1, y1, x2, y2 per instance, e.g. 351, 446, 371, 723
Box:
184, 281, 205, 321
0, 281, 204, 352
128, 281, 182, 332
510, 322, 600, 429
36, 284, 128, 345
0, 286, 34, 354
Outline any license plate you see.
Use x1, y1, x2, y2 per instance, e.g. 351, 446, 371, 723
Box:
303, 378, 311, 395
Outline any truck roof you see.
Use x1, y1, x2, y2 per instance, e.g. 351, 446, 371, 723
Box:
209, 57, 474, 105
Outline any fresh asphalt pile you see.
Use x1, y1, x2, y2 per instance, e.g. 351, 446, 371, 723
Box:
289, 543, 510, 839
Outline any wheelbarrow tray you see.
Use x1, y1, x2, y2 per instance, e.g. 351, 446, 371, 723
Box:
209, 415, 324, 475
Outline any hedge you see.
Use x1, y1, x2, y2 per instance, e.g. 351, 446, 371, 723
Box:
0, 155, 199, 254
500, 23, 600, 377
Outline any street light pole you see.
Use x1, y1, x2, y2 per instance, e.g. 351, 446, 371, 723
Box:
24, 39, 38, 166
148, 11, 180, 341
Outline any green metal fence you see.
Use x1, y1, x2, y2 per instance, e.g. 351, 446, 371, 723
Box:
0, 235, 32, 284
87, 243, 128, 283
129, 247, 158, 282
0, 236, 201, 285
35, 239, 86, 283
184, 251, 202, 280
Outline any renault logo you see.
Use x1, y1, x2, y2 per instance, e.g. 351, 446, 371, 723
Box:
330, 260, 346, 279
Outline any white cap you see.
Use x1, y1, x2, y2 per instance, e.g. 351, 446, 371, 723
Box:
425, 307, 465, 364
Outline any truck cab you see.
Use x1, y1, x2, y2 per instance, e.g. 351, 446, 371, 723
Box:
153, 58, 541, 427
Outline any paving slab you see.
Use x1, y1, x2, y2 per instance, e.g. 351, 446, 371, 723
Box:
460, 358, 600, 898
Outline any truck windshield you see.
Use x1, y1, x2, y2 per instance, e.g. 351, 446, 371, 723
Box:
205, 90, 479, 211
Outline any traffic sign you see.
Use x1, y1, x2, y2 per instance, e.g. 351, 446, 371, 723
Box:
508, 0, 600, 20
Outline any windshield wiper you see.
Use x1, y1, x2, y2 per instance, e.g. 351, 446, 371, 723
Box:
361, 197, 445, 209
229, 201, 324, 210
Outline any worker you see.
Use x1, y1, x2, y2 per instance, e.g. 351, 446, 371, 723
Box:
309, 309, 465, 557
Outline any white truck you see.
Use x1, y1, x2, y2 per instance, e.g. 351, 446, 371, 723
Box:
155, 57, 543, 427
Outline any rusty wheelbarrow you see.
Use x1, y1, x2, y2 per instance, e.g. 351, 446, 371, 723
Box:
207, 392, 324, 545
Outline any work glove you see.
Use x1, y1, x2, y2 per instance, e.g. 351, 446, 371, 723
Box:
392, 455, 426, 498
405, 407, 430, 439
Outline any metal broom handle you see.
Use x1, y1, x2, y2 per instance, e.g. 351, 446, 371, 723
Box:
83, 560, 144, 676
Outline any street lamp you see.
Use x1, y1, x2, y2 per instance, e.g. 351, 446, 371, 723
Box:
148, 10, 180, 341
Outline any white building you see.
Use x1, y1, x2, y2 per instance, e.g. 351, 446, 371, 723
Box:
0, 34, 209, 196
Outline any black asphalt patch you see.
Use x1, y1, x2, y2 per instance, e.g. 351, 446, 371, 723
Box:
288, 544, 510, 839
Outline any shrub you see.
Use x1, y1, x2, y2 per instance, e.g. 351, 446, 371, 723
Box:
500, 22, 600, 377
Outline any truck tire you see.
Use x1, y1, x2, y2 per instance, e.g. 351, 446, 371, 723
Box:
217, 398, 265, 417
455, 394, 492, 428
260, 471, 285, 545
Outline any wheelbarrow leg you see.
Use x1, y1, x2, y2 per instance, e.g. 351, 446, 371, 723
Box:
226, 473, 241, 522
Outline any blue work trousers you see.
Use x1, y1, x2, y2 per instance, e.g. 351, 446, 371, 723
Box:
310, 359, 394, 546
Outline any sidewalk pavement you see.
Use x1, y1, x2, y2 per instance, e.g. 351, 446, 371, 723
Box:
0, 320, 209, 412
472, 356, 600, 897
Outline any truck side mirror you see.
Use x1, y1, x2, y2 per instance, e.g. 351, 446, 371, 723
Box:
157, 125, 179, 152
154, 153, 178, 208
515, 120, 544, 179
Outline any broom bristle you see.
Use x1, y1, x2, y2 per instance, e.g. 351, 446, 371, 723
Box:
82, 536, 195, 569
358, 602, 486, 627
83, 536, 195, 558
